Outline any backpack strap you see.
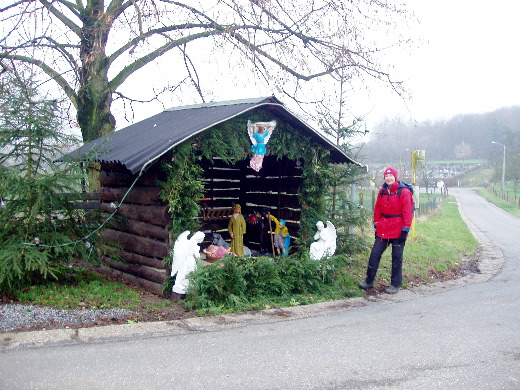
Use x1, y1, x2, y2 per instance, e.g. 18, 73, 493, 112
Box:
380, 189, 399, 197
380, 186, 409, 199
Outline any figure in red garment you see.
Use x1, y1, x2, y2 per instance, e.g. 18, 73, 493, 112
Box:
359, 167, 414, 294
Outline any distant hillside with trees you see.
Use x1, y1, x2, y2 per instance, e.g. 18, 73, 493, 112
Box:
362, 106, 520, 164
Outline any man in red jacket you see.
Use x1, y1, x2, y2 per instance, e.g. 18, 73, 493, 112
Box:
359, 167, 414, 294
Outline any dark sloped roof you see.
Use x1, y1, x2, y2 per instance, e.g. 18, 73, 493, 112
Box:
66, 96, 363, 175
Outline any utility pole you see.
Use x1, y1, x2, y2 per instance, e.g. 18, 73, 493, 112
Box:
411, 150, 425, 240
492, 141, 506, 198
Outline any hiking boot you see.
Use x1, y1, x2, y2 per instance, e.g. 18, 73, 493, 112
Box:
358, 281, 374, 290
385, 285, 399, 294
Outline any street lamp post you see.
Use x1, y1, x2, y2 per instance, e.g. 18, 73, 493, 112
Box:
399, 148, 409, 176
492, 141, 506, 198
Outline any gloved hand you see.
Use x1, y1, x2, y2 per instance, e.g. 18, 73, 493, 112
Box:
399, 231, 408, 241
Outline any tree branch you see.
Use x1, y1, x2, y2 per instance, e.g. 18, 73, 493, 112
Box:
109, 29, 222, 90
227, 30, 341, 81
0, 0, 30, 13
180, 44, 205, 103
113, 78, 189, 123
107, 0, 135, 21
108, 23, 213, 63
1, 54, 78, 109
38, 36, 80, 72
39, 0, 82, 37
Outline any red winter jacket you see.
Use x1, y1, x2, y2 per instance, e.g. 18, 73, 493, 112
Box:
374, 181, 414, 239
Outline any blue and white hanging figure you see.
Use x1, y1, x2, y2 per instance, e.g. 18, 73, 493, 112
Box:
248, 120, 276, 172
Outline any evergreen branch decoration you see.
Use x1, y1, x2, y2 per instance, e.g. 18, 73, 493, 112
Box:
159, 142, 205, 239
197, 118, 251, 164
182, 255, 354, 312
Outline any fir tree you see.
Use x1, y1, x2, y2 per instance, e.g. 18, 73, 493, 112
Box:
0, 71, 96, 292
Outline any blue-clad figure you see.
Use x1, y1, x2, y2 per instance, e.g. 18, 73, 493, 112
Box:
248, 120, 276, 172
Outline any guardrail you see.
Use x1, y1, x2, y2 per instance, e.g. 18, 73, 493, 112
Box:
71, 192, 101, 210
0, 192, 100, 210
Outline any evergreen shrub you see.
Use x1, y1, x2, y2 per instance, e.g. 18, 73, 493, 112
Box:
183, 254, 355, 312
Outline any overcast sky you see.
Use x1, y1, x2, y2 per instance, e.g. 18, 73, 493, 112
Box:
114, 0, 520, 132
363, 0, 520, 125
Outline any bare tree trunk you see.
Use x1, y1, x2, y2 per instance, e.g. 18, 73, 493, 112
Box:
77, 1, 116, 142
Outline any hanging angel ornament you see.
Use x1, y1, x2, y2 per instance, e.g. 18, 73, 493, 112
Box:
310, 221, 337, 260
248, 120, 276, 172
170, 230, 205, 295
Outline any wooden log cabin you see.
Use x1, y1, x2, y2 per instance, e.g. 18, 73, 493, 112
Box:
66, 96, 363, 296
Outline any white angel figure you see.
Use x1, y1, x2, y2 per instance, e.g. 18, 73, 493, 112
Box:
247, 120, 276, 172
170, 230, 205, 295
310, 221, 337, 261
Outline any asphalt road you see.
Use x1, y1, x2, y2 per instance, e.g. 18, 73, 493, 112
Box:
1, 188, 519, 390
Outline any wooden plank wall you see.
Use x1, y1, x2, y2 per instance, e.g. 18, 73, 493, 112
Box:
200, 155, 303, 251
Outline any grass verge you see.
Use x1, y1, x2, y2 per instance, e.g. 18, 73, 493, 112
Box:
1, 268, 175, 318
475, 187, 520, 218
16, 270, 142, 310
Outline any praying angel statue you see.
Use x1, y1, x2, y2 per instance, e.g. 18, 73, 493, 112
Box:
170, 230, 205, 295
248, 120, 277, 172
310, 221, 337, 261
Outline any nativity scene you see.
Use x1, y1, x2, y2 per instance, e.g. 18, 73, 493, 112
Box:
64, 96, 362, 296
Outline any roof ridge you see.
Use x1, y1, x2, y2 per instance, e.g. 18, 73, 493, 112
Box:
165, 96, 280, 112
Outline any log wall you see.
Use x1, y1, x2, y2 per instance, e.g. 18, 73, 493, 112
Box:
98, 162, 170, 296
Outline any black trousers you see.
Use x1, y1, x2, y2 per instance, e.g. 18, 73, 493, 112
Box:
365, 237, 406, 287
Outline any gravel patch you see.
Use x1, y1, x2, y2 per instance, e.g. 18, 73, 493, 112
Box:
0, 304, 133, 332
